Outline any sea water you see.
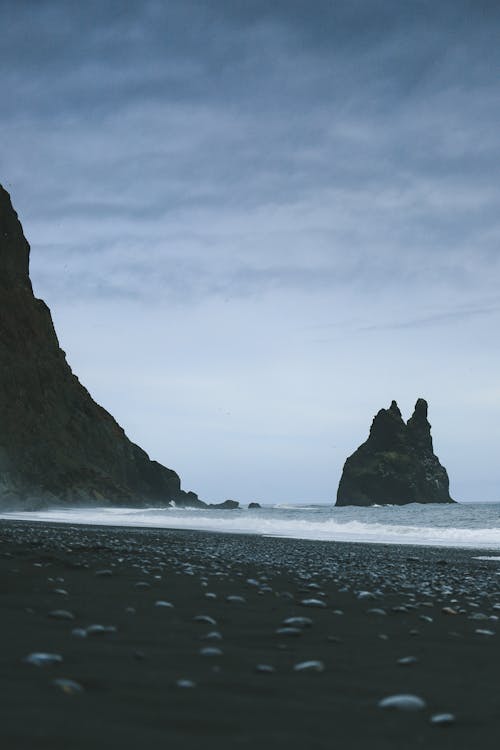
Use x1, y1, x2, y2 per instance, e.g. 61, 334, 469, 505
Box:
2, 502, 500, 550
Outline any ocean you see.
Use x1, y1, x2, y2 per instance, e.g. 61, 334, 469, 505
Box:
2, 501, 500, 550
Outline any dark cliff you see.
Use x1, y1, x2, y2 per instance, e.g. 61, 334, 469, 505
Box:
336, 399, 454, 506
0, 184, 203, 510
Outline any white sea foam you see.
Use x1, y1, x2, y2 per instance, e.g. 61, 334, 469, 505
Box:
2, 503, 500, 549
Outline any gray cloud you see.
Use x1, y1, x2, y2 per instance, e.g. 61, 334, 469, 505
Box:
1, 0, 499, 501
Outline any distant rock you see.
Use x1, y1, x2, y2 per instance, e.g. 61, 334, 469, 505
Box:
336, 399, 454, 506
0, 184, 203, 510
209, 500, 240, 510
248, 502, 261, 509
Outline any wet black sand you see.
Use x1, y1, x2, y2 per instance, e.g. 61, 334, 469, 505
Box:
1, 520, 500, 749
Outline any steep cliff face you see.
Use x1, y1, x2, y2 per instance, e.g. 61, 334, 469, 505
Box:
336, 399, 454, 506
0, 184, 203, 510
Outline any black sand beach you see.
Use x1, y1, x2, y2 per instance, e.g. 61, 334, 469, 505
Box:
1, 520, 500, 749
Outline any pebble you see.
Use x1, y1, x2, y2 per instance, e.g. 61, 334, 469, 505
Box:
366, 608, 387, 616
430, 712, 456, 726
201, 631, 223, 641
95, 569, 113, 577
176, 679, 196, 688
378, 694, 426, 711
71, 628, 87, 638
442, 606, 458, 615
255, 664, 275, 673
155, 600, 174, 608
24, 652, 63, 667
48, 609, 75, 621
134, 582, 151, 590
397, 656, 418, 666
205, 593, 217, 599
52, 678, 84, 695
293, 660, 325, 672
193, 615, 217, 625
226, 595, 246, 604
475, 628, 495, 636
282, 617, 313, 628
299, 599, 327, 609
86, 624, 117, 636
275, 627, 302, 637
200, 647, 223, 657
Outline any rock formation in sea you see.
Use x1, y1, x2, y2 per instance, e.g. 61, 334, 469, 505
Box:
336, 399, 454, 506
0, 184, 205, 510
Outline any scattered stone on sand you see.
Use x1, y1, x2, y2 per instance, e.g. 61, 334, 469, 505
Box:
366, 608, 387, 616
430, 712, 456, 726
48, 609, 75, 621
293, 660, 325, 672
86, 624, 117, 636
276, 627, 302, 637
51, 678, 84, 695
225, 595, 246, 604
282, 616, 313, 628
475, 628, 495, 636
176, 679, 196, 688
95, 569, 113, 577
299, 598, 327, 609
378, 694, 426, 711
155, 600, 174, 608
71, 628, 87, 638
200, 647, 223, 657
193, 615, 217, 625
201, 631, 222, 641
397, 656, 418, 666
24, 652, 63, 667
52, 588, 69, 596
205, 593, 217, 599
134, 582, 151, 590
255, 664, 276, 673
442, 606, 458, 615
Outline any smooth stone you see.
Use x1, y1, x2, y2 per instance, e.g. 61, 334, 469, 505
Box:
176, 679, 196, 688
201, 631, 222, 641
155, 600, 174, 608
442, 606, 458, 615
95, 569, 113, 577
52, 678, 83, 695
378, 694, 426, 711
282, 616, 313, 628
86, 624, 117, 636
397, 656, 418, 666
299, 599, 327, 609
71, 628, 87, 639
24, 652, 63, 667
293, 660, 325, 672
200, 647, 223, 657
226, 595, 246, 604
475, 628, 495, 636
52, 588, 69, 596
430, 712, 456, 726
275, 627, 302, 637
134, 582, 151, 590
205, 593, 217, 599
48, 609, 75, 621
255, 664, 275, 673
193, 615, 217, 625
366, 608, 387, 616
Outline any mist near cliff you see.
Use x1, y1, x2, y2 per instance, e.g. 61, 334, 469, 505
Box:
1, 0, 499, 502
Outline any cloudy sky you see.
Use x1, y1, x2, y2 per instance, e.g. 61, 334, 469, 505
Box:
1, 0, 499, 503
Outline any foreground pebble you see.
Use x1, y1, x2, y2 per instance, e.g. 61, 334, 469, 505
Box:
378, 694, 426, 711
293, 660, 325, 672
24, 653, 63, 667
51, 678, 84, 695
430, 712, 456, 726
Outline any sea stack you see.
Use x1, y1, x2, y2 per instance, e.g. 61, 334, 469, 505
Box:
336, 399, 454, 506
0, 184, 203, 510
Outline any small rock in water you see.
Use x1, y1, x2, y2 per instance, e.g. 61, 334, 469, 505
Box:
24, 652, 63, 667
366, 608, 387, 616
52, 678, 84, 695
155, 600, 174, 608
200, 647, 223, 657
95, 569, 113, 577
226, 595, 246, 604
193, 615, 217, 625
176, 679, 196, 688
205, 593, 217, 600
475, 628, 495, 636
378, 694, 426, 711
52, 588, 69, 596
255, 664, 275, 674
71, 628, 87, 639
430, 712, 456, 727
134, 582, 151, 590
299, 599, 327, 609
293, 660, 325, 672
48, 609, 75, 621
442, 607, 458, 615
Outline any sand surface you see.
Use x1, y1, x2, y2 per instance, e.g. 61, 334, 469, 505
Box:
1, 520, 500, 749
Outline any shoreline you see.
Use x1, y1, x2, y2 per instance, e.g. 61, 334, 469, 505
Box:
1, 519, 500, 748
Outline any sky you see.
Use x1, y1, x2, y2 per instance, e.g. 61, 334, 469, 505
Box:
1, 0, 499, 503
